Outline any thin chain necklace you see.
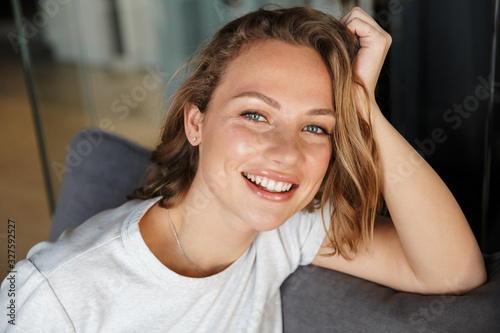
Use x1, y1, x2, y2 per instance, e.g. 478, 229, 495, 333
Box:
166, 209, 208, 277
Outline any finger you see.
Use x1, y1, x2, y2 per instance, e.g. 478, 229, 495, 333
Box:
345, 17, 389, 47
340, 7, 390, 45
339, 6, 365, 24
339, 7, 356, 24
344, 16, 385, 39
344, 17, 392, 52
340, 7, 379, 30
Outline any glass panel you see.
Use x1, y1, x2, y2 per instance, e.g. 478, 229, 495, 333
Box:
11, 0, 91, 211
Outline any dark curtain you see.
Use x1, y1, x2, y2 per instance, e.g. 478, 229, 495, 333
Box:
376, 0, 499, 253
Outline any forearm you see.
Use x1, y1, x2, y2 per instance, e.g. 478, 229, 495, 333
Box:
370, 102, 486, 293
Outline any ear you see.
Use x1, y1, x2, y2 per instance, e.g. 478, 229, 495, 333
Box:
184, 103, 204, 146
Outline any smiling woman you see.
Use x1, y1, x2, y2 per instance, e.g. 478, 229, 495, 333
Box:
136, 7, 379, 260
0, 5, 487, 333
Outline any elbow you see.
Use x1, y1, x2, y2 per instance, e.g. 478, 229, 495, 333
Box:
449, 264, 487, 295
448, 252, 487, 295
421, 257, 487, 295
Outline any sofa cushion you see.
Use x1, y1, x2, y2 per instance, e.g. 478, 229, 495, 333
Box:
281, 252, 500, 332
50, 129, 151, 241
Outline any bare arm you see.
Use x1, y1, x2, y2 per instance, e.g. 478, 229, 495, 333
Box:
312, 7, 486, 295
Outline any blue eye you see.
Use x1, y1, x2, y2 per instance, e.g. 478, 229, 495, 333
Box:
304, 124, 328, 135
243, 112, 266, 122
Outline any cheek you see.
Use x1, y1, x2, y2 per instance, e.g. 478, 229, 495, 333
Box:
304, 144, 332, 183
201, 122, 261, 172
227, 128, 261, 157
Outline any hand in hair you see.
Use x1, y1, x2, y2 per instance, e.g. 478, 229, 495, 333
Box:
341, 7, 391, 98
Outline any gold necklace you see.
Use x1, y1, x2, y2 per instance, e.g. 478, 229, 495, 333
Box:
166, 209, 208, 277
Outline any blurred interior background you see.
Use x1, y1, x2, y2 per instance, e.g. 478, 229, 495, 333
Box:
1, 0, 498, 279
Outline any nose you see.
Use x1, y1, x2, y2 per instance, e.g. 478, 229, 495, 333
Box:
261, 128, 302, 168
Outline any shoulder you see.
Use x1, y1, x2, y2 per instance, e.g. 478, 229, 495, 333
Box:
0, 198, 160, 331
277, 205, 329, 244
0, 260, 75, 331
255, 205, 330, 269
27, 198, 159, 277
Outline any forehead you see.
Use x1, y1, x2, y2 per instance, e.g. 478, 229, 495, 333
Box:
212, 39, 334, 110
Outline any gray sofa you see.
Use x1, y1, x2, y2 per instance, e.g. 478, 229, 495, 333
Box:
50, 129, 500, 332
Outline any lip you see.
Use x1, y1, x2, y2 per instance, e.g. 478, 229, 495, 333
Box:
242, 170, 299, 202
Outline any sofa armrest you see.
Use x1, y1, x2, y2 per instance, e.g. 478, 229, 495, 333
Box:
281, 252, 500, 332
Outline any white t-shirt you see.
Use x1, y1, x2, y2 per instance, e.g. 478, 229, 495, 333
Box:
0, 197, 328, 332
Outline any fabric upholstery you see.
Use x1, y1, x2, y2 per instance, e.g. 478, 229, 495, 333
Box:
281, 253, 500, 332
50, 129, 151, 241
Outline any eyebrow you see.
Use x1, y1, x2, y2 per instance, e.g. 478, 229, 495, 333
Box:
233, 91, 281, 109
232, 91, 335, 116
307, 108, 335, 116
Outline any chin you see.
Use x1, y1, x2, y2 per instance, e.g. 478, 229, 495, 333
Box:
244, 211, 292, 232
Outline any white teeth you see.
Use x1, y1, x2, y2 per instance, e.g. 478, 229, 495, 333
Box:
261, 178, 269, 187
243, 172, 294, 193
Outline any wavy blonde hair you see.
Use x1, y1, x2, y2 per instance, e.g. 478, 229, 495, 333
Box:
133, 6, 382, 259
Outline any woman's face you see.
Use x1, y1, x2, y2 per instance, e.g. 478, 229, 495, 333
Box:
193, 39, 335, 231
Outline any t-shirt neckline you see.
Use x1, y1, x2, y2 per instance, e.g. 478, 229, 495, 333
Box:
121, 197, 253, 290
